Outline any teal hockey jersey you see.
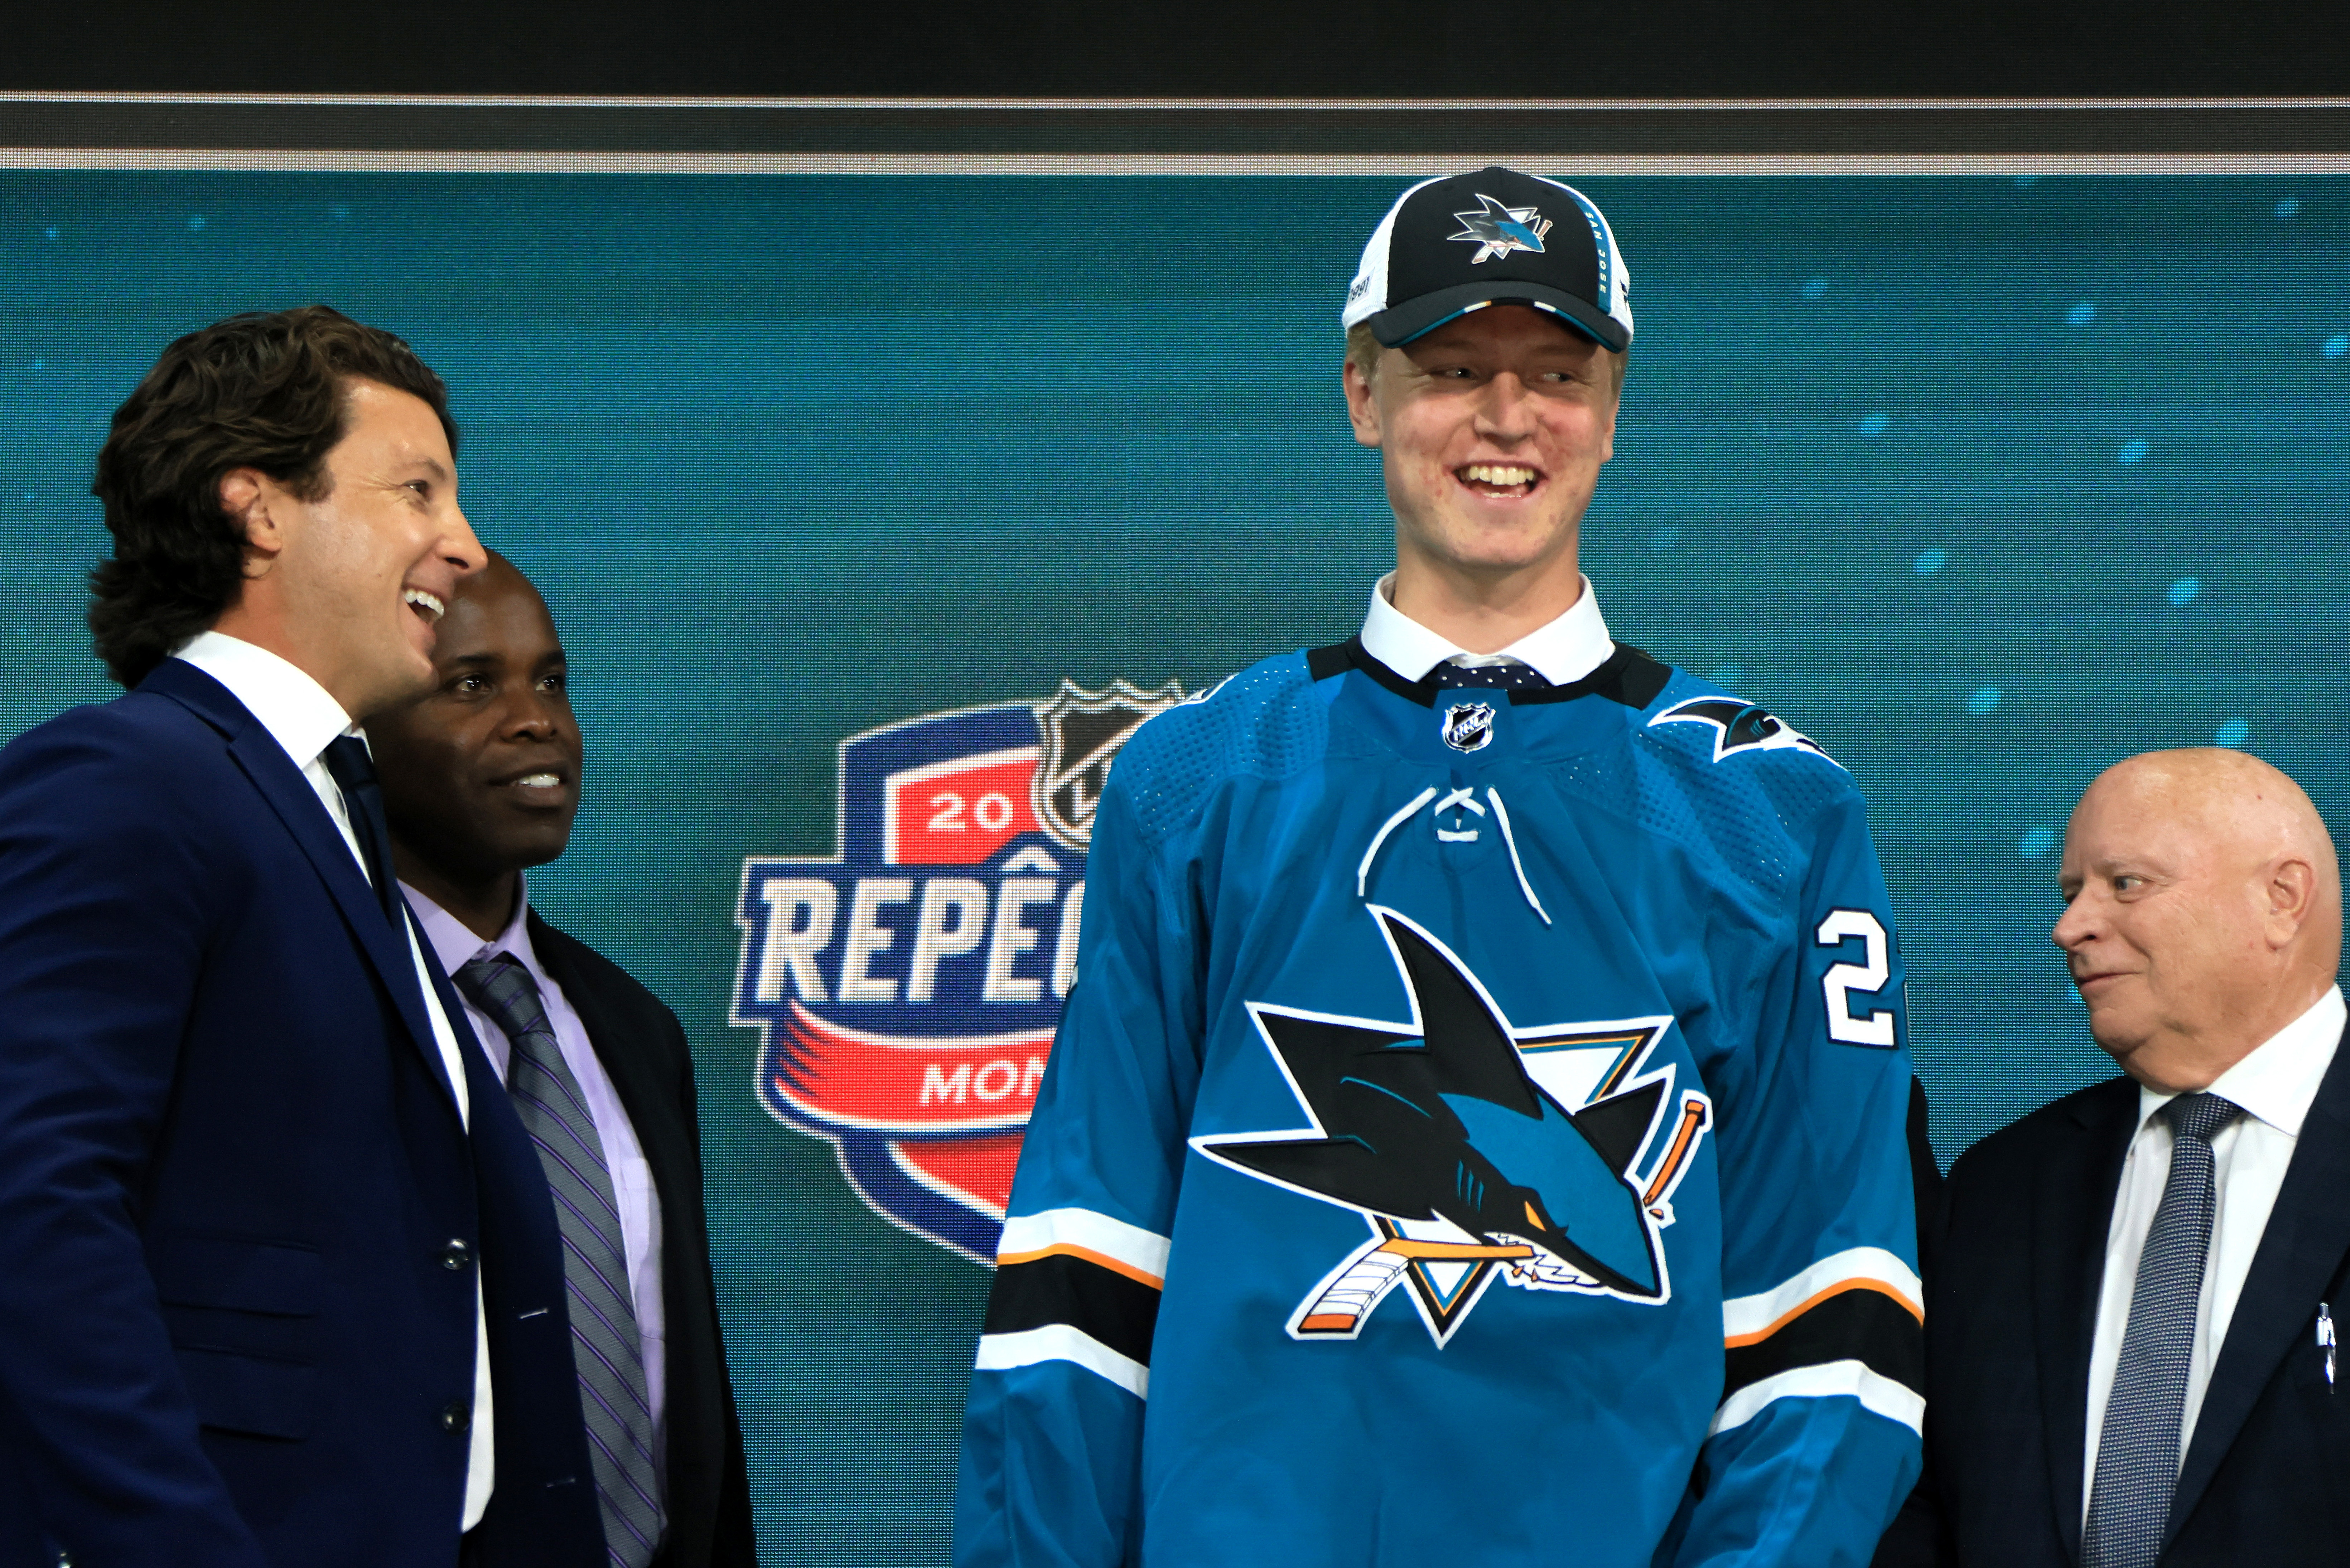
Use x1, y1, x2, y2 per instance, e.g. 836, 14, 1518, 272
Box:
956, 637, 1925, 1567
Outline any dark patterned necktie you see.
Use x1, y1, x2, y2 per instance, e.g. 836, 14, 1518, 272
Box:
454, 954, 662, 1568
1428, 658, 1550, 691
2083, 1091, 2243, 1568
320, 736, 405, 930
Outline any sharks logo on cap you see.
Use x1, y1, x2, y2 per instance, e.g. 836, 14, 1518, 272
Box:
1449, 193, 1552, 265
1194, 908, 1711, 1345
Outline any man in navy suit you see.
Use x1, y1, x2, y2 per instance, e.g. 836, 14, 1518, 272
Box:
0, 307, 604, 1567
1878, 747, 2350, 1567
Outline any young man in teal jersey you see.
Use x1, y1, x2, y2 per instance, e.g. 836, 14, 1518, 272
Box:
957, 168, 1927, 1568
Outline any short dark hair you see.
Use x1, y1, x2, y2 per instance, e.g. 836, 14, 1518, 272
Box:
87, 305, 460, 687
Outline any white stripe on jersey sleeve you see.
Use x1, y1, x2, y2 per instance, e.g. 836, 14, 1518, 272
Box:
996, 1206, 1172, 1285
1710, 1359, 1925, 1438
1722, 1245, 1923, 1342
974, 1323, 1149, 1399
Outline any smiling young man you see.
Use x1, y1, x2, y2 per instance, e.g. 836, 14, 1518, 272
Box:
957, 170, 1927, 1567
0, 308, 601, 1568
365, 552, 758, 1568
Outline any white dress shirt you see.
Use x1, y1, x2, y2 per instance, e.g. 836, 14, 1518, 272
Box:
2081, 983, 2346, 1519
1358, 570, 1617, 686
174, 630, 497, 1529
406, 879, 670, 1496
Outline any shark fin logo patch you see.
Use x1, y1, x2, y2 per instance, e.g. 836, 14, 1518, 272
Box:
1193, 908, 1710, 1346
1649, 696, 1842, 769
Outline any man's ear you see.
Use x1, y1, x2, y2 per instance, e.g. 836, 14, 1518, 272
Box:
2266, 856, 2319, 947
1344, 355, 1383, 450
219, 468, 285, 580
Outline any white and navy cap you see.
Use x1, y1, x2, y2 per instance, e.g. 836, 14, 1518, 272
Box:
1343, 166, 1634, 352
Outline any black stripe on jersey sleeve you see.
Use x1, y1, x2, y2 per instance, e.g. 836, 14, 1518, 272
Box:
984, 1254, 1160, 1369
1722, 1288, 1925, 1404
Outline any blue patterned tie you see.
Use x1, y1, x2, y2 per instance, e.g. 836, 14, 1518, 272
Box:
2083, 1091, 2242, 1568
455, 954, 662, 1568
1428, 659, 1550, 690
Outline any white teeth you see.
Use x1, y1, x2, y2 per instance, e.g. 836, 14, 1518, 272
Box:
515, 773, 559, 789
1462, 464, 1538, 488
402, 588, 444, 623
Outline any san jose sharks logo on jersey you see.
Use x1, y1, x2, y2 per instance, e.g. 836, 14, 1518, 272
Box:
1449, 193, 1552, 264
1649, 695, 1841, 767
1194, 908, 1712, 1346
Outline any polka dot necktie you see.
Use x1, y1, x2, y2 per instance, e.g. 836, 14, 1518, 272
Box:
2083, 1091, 2243, 1568
1427, 659, 1551, 691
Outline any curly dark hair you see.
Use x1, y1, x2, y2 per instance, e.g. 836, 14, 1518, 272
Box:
87, 306, 460, 687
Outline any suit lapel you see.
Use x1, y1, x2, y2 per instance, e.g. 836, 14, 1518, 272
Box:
2035, 1077, 2139, 1564
2168, 1027, 2350, 1544
147, 661, 461, 1115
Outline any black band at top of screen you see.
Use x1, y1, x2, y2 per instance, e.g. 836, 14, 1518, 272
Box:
5, 97, 2350, 156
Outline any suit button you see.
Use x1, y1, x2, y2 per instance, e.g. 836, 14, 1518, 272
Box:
439, 1400, 471, 1433
440, 1239, 472, 1271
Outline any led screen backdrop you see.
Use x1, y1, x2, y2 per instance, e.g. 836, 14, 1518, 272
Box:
1, 156, 2345, 1563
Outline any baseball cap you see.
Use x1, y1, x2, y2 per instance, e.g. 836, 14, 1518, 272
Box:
1343, 166, 1634, 353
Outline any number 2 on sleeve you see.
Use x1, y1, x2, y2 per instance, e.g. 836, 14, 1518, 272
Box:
1814, 909, 1897, 1047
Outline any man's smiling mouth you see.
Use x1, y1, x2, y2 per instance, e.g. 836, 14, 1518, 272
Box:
402, 587, 445, 624
1457, 463, 1540, 499
493, 766, 573, 799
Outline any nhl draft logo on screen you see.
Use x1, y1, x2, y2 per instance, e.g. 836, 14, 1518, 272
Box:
730, 678, 1181, 1262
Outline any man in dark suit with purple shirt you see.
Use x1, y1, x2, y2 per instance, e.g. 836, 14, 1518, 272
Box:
367, 550, 757, 1568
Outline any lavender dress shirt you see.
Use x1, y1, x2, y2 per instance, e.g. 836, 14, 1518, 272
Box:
405, 879, 669, 1497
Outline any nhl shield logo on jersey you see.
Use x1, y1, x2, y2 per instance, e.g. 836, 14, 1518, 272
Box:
1033, 678, 1183, 851
1650, 695, 1842, 768
1193, 908, 1712, 1346
1439, 701, 1496, 753
731, 681, 1177, 1262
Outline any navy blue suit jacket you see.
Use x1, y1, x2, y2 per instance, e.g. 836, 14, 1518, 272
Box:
1876, 1030, 2350, 1567
0, 660, 603, 1568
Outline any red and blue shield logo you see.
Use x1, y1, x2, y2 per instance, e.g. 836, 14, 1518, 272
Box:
730, 681, 1179, 1262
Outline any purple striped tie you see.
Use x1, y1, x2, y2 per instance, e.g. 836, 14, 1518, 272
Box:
456, 954, 662, 1568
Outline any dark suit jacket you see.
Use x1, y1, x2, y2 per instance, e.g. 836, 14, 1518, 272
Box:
1876, 1029, 2350, 1567
526, 911, 758, 1567
0, 659, 602, 1568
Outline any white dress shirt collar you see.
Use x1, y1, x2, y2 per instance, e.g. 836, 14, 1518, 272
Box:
1358, 571, 1616, 687
407, 875, 544, 987
173, 629, 357, 769
2132, 984, 2345, 1141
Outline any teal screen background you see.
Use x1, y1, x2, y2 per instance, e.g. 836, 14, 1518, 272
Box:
1, 170, 2344, 1562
